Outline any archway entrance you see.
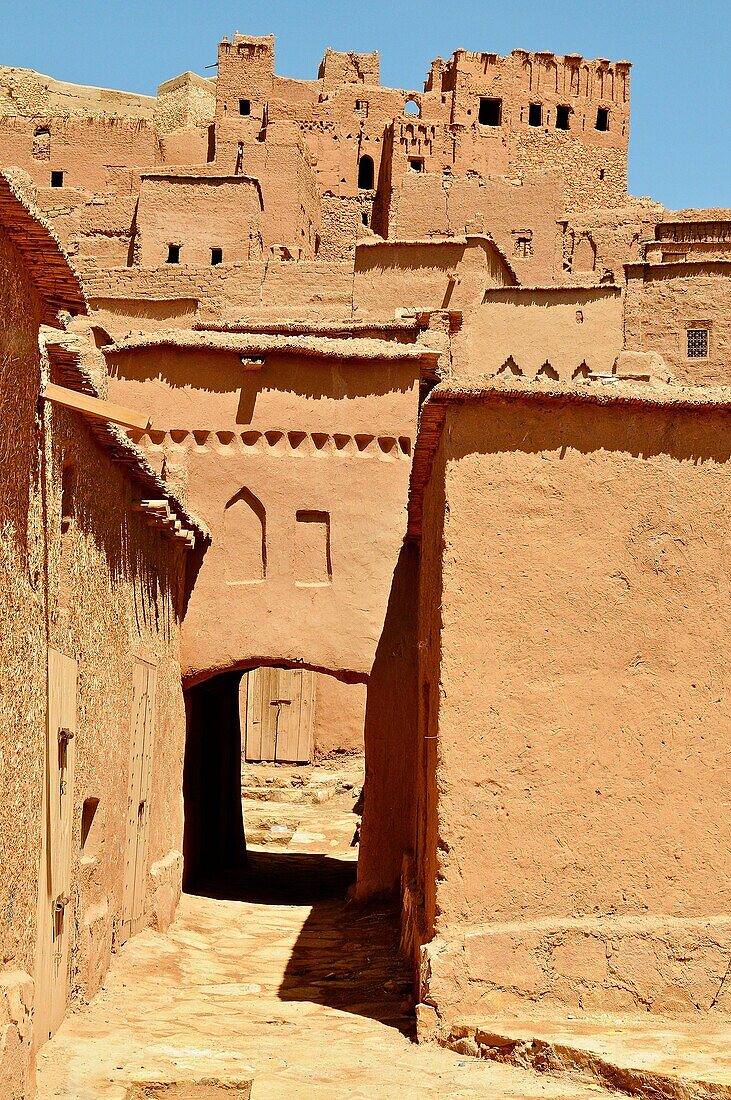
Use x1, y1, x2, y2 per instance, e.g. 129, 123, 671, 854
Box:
176, 660, 415, 1035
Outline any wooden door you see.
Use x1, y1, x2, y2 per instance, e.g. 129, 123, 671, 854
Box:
242, 667, 314, 763
34, 648, 77, 1048
120, 658, 157, 944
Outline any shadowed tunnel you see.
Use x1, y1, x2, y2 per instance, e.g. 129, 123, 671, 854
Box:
183, 669, 247, 892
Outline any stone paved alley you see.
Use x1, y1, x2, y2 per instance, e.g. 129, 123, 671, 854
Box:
35, 759, 612, 1099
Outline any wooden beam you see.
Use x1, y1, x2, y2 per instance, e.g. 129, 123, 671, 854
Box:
42, 382, 151, 431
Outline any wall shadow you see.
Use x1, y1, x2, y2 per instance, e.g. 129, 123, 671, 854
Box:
213, 850, 414, 1035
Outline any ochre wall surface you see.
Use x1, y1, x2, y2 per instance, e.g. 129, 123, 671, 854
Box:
107, 345, 420, 682
455, 286, 623, 380
418, 394, 731, 1022
625, 265, 731, 384
0, 217, 188, 1089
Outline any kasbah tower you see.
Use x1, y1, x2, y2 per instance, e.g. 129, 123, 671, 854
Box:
1, 25, 731, 1100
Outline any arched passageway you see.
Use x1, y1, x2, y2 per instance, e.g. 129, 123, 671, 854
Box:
182, 661, 368, 898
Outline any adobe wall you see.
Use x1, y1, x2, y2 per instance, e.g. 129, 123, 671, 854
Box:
417, 393, 731, 1025
134, 174, 264, 266
0, 227, 47, 1000
353, 236, 512, 317
44, 400, 188, 1009
106, 345, 420, 682
0, 236, 189, 1088
0, 116, 158, 192
312, 674, 367, 757
624, 264, 731, 383
454, 285, 623, 380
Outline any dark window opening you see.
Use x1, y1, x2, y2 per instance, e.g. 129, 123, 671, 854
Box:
479, 97, 502, 126
599, 168, 606, 180
556, 105, 570, 130
167, 244, 181, 264
361, 211, 369, 226
409, 158, 424, 173
81, 797, 100, 852
50, 170, 64, 187
239, 99, 251, 116
595, 107, 609, 131
687, 328, 709, 359
528, 103, 542, 127
357, 154, 374, 190
211, 247, 223, 266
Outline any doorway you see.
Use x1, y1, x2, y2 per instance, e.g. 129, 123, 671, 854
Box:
120, 657, 157, 944
241, 666, 314, 763
34, 648, 77, 1048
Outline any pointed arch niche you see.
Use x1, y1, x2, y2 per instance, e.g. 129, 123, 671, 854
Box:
223, 487, 266, 584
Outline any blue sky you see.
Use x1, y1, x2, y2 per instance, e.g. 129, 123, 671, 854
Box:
1, 0, 728, 210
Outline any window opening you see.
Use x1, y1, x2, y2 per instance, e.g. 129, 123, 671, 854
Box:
409, 157, 425, 173
595, 107, 609, 131
514, 235, 533, 258
528, 103, 542, 127
50, 170, 64, 187
361, 211, 369, 226
211, 247, 223, 266
239, 99, 251, 116
479, 97, 502, 126
556, 105, 570, 130
687, 328, 709, 359
599, 168, 606, 180
166, 244, 181, 264
404, 98, 420, 116
357, 154, 374, 189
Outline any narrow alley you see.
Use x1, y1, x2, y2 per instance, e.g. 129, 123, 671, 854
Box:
35, 759, 610, 1099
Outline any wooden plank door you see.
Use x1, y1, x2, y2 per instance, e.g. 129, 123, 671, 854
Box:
34, 648, 77, 1048
120, 659, 157, 944
242, 667, 314, 763
243, 666, 277, 762
275, 668, 314, 762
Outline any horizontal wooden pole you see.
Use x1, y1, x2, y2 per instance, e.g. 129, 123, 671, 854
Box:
42, 382, 151, 431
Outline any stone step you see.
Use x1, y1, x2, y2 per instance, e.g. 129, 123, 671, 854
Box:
241, 784, 340, 804
441, 1013, 731, 1099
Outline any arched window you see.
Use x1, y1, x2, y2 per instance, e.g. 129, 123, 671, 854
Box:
357, 154, 374, 190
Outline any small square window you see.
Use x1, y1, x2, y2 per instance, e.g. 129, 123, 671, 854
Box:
514, 235, 533, 258
211, 247, 223, 266
479, 97, 502, 126
687, 328, 709, 359
50, 170, 64, 187
166, 244, 181, 264
556, 105, 570, 130
409, 158, 424, 173
595, 107, 609, 131
528, 103, 542, 127
239, 99, 251, 116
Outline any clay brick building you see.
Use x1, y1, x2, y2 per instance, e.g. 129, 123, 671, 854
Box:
1, 28, 731, 1092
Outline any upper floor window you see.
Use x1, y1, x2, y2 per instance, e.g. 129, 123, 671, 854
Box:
479, 98, 502, 126
50, 170, 64, 187
595, 107, 609, 131
167, 244, 181, 264
211, 247, 223, 266
556, 105, 570, 130
687, 328, 709, 359
528, 103, 542, 127
358, 154, 374, 190
239, 99, 251, 116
